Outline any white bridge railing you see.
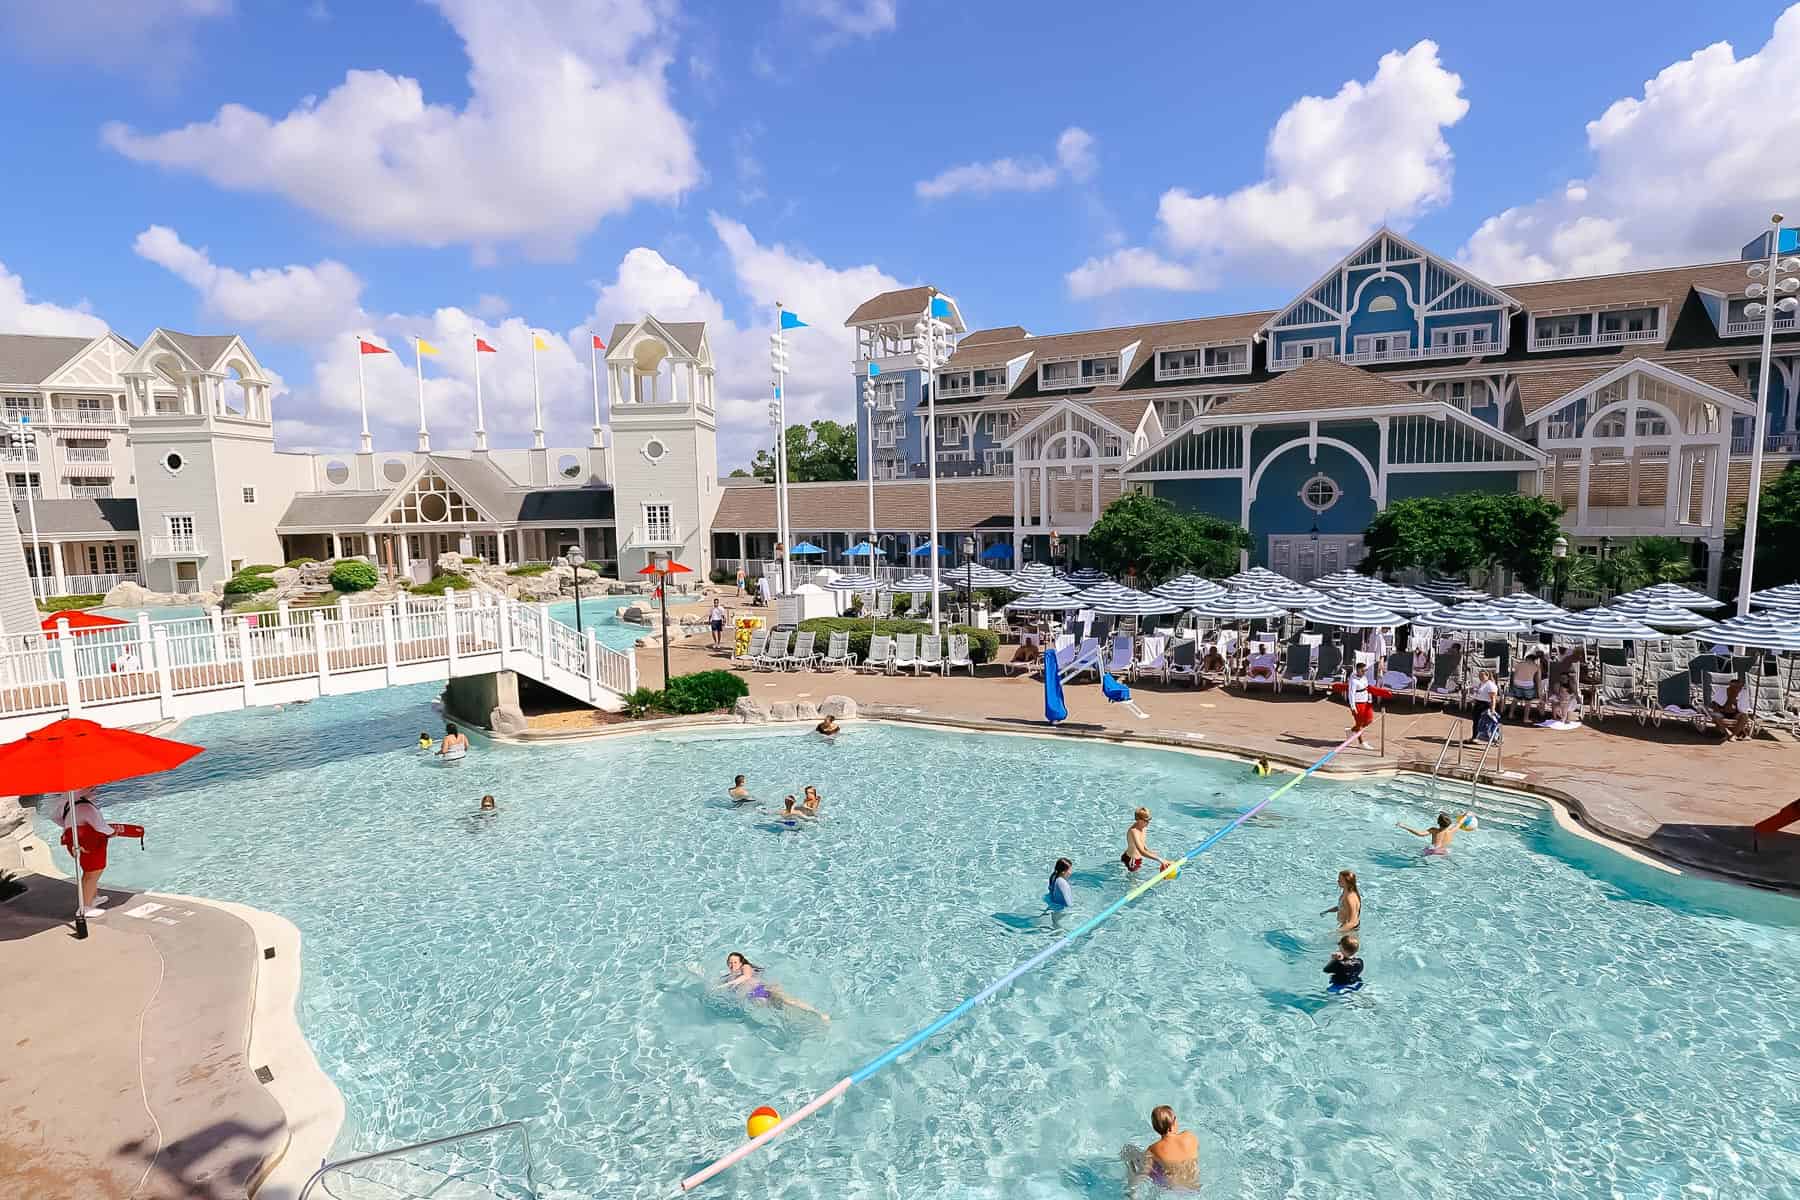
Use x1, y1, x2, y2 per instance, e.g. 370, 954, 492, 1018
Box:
0, 591, 637, 731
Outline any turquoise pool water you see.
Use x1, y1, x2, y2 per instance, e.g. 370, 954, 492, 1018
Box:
55, 688, 1800, 1199
545, 596, 647, 653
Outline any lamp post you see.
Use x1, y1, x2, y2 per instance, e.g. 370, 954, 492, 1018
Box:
769, 307, 794, 596
1551, 534, 1568, 608
1738, 213, 1800, 615
961, 534, 976, 622
652, 550, 673, 686
6, 420, 43, 602
566, 545, 586, 637
914, 292, 954, 635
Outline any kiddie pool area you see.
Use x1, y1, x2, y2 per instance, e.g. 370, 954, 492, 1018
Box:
47, 683, 1800, 1199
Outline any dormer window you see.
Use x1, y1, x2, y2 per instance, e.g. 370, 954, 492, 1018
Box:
1081, 356, 1119, 384
1534, 315, 1584, 347
1040, 360, 1079, 388
1157, 345, 1247, 380
1430, 326, 1493, 353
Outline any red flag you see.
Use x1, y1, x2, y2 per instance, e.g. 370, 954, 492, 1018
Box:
591, 333, 606, 349
475, 337, 497, 353
358, 339, 391, 355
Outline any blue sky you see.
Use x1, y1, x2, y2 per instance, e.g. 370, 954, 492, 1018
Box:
1, 0, 1795, 469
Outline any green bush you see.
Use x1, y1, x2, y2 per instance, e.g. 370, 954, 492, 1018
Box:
223, 571, 277, 596
284, 556, 318, 569
463, 556, 484, 565
37, 594, 105, 613
798, 617, 998, 664
709, 565, 731, 584
406, 571, 470, 596
623, 686, 661, 718
660, 670, 750, 714
328, 560, 379, 593
242, 563, 281, 575
890, 594, 912, 617
506, 563, 552, 577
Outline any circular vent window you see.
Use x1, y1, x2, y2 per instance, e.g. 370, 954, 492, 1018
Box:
324, 460, 350, 485
1300, 473, 1341, 514
557, 453, 582, 479
383, 458, 408, 483
642, 438, 668, 464
161, 450, 185, 476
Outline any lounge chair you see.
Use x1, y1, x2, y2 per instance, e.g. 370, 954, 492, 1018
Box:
755, 630, 790, 671
859, 634, 894, 673
1241, 640, 1279, 691
1131, 636, 1167, 682
890, 633, 919, 675
734, 628, 768, 670
1428, 643, 1464, 700
1310, 642, 1344, 696
819, 631, 855, 670
1065, 636, 1102, 682
1595, 664, 1646, 725
916, 634, 944, 676
1748, 676, 1794, 738
1383, 650, 1419, 706
781, 630, 817, 671
1280, 639, 1313, 692
1104, 634, 1134, 678
1163, 637, 1199, 686
946, 634, 975, 675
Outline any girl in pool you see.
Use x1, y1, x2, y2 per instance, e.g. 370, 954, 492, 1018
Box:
1320, 869, 1360, 932
721, 953, 829, 1021
801, 786, 822, 815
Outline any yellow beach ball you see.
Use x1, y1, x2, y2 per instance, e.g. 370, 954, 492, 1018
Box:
747, 1105, 781, 1138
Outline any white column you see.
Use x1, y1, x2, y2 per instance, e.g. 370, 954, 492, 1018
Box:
57, 627, 82, 716
49, 540, 66, 596
208, 606, 226, 665
1576, 446, 1592, 529
495, 529, 509, 567
444, 589, 460, 671
311, 610, 331, 684
585, 627, 599, 702
237, 616, 256, 704
382, 602, 399, 685
1375, 418, 1390, 508
153, 628, 176, 719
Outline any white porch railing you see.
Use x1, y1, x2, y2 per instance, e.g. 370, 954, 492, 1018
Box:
54, 573, 142, 595
627, 524, 682, 547
1723, 315, 1799, 337
1530, 328, 1662, 351
1731, 431, 1800, 455
149, 535, 207, 557
48, 408, 124, 426
1156, 359, 1247, 381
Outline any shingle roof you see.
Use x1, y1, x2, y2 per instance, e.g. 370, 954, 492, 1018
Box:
513, 488, 614, 522
1088, 398, 1154, 434
1209, 357, 1423, 415
276, 479, 617, 529
427, 454, 521, 521
1512, 356, 1753, 418
960, 326, 1028, 347
845, 286, 936, 326
714, 478, 1014, 531
0, 335, 93, 387
163, 332, 237, 370
24, 497, 140, 536
276, 492, 389, 528
1500, 262, 1751, 312
607, 319, 706, 357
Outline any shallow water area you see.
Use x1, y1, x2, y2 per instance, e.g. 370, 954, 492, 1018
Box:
56, 685, 1800, 1200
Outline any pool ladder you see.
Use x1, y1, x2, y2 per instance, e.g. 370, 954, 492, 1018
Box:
1431, 722, 1502, 801
296, 1119, 535, 1199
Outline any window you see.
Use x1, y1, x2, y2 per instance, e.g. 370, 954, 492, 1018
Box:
24, 544, 50, 577
874, 379, 905, 409
1282, 338, 1334, 365
7, 471, 41, 498
121, 542, 137, 573
984, 412, 1013, 440
166, 514, 195, 540
983, 448, 1014, 474
242, 486, 257, 504
65, 477, 111, 497
1635, 410, 1670, 436
161, 450, 185, 475
1593, 413, 1626, 438
1080, 356, 1119, 384
642, 503, 673, 542
937, 370, 972, 395
1599, 307, 1658, 337
1159, 349, 1200, 377
1300, 473, 1341, 513
102, 543, 119, 572
1431, 326, 1493, 352
1534, 315, 1582, 345
388, 473, 481, 524
1101, 435, 1123, 457
974, 368, 1008, 392
86, 545, 99, 573
938, 417, 964, 446
1367, 295, 1398, 313
1040, 360, 1079, 387
383, 457, 409, 482
4, 395, 39, 417
1208, 346, 1245, 371
1353, 333, 1410, 359
641, 438, 668, 463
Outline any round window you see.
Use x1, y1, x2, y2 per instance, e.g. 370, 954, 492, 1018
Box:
324, 460, 350, 485
557, 453, 582, 479
418, 491, 450, 522
383, 458, 409, 483
642, 438, 668, 464
161, 450, 185, 475
1300, 473, 1340, 514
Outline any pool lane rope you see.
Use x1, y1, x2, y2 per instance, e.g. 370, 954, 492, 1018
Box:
677, 733, 1362, 1193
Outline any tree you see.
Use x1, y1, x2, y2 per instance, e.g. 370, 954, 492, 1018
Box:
1362, 492, 1564, 587
744, 420, 859, 482
1726, 462, 1800, 591
1084, 492, 1250, 581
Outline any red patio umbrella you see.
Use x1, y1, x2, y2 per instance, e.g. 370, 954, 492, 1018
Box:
40, 610, 129, 638
0, 718, 203, 937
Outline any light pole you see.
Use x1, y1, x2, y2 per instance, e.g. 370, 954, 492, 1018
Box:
1551, 534, 1568, 608
914, 292, 954, 635
1738, 213, 1800, 614
652, 550, 673, 686
960, 534, 976, 622
566, 545, 586, 637
6, 420, 43, 602
769, 306, 794, 596
863, 365, 878, 580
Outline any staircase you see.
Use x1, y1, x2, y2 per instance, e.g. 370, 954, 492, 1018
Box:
0, 592, 636, 741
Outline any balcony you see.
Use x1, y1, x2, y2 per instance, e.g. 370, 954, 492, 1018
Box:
1731, 431, 1800, 455
1530, 327, 1663, 352
628, 523, 683, 548
61, 446, 111, 463
1722, 314, 1800, 337
48, 407, 124, 426
66, 485, 114, 499
1156, 358, 1247, 381
9, 486, 42, 503
149, 535, 207, 557
1, 447, 39, 464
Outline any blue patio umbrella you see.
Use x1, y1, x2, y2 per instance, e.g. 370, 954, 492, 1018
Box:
910, 543, 953, 558
981, 543, 1014, 561
789, 541, 827, 556
845, 541, 885, 558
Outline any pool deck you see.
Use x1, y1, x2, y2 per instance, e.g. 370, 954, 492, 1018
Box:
0, 872, 291, 1200
607, 629, 1800, 891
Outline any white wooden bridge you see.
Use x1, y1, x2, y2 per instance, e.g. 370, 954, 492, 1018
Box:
0, 592, 638, 741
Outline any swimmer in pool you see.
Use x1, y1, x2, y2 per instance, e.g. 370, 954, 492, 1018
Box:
1045, 858, 1075, 911
801, 785, 822, 816
1121, 807, 1167, 874
478, 794, 497, 814
418, 732, 433, 750
1398, 811, 1468, 856
815, 714, 840, 737
437, 723, 469, 759
1320, 869, 1361, 932
1324, 933, 1364, 993
778, 796, 811, 826
721, 952, 828, 1021
728, 774, 753, 804
1126, 1104, 1199, 1191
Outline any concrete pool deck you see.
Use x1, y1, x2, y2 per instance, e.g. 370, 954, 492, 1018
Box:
591, 633, 1800, 891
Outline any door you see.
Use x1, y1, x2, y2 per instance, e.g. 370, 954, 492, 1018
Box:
1267, 535, 1367, 582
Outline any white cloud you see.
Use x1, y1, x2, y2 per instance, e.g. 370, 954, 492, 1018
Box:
1067, 42, 1467, 297
132, 225, 363, 343
916, 126, 1099, 200
1065, 248, 1206, 300
0, 262, 109, 337
1460, 7, 1800, 282
103, 0, 699, 258
783, 0, 897, 39
0, 0, 230, 78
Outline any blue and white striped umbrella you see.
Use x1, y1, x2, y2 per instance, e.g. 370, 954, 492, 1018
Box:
1367, 584, 1440, 615
890, 573, 952, 594
1065, 567, 1111, 587
1310, 569, 1373, 591
1424, 601, 1532, 634
1750, 584, 1800, 614
1010, 564, 1074, 592
1701, 610, 1800, 652
940, 562, 1016, 590
1223, 567, 1287, 592
1605, 596, 1719, 632
1612, 582, 1725, 610
1487, 592, 1567, 622
1194, 589, 1289, 621
1416, 576, 1486, 602
1262, 580, 1329, 609
822, 572, 881, 592
1298, 593, 1405, 629
1150, 574, 1227, 607
1085, 586, 1181, 617
1533, 606, 1666, 641
1004, 590, 1083, 612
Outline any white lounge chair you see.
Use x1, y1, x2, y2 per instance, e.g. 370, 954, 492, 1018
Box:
781, 630, 817, 670
755, 630, 790, 671
917, 634, 944, 676
859, 634, 894, 673
890, 633, 919, 674
1103, 634, 1134, 678
1163, 637, 1199, 686
1242, 640, 1279, 691
946, 633, 975, 675
1130, 635, 1167, 681
1062, 636, 1102, 682
734, 628, 768, 669
819, 632, 855, 670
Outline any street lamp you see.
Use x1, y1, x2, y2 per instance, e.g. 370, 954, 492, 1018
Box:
5, 420, 43, 602
960, 534, 976, 621
1551, 534, 1568, 608
766, 393, 789, 594
1738, 212, 1800, 615
566, 545, 586, 636
651, 549, 673, 686
914, 292, 954, 635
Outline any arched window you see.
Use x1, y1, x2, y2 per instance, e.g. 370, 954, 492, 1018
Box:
1367, 295, 1398, 313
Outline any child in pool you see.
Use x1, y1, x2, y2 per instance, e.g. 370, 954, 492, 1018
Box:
728, 774, 753, 804
720, 952, 828, 1021
1123, 1104, 1199, 1191
1398, 811, 1468, 856
418, 731, 433, 750
1045, 858, 1074, 911
1324, 934, 1364, 993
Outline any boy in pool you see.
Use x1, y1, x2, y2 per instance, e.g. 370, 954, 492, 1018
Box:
815, 714, 840, 737
1398, 811, 1469, 856
1324, 934, 1364, 992
418, 731, 433, 750
1121, 807, 1167, 874
728, 775, 753, 803
1124, 1104, 1199, 1190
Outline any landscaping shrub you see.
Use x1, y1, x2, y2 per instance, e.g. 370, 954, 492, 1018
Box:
242, 563, 280, 575
709, 565, 731, 584
284, 556, 318, 569
506, 563, 552, 577
406, 571, 470, 596
660, 670, 749, 714
223, 571, 277, 596
623, 686, 661, 718
798, 617, 997, 664
328, 560, 379, 593
37, 594, 105, 613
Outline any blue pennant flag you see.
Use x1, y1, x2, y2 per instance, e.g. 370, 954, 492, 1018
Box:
867, 362, 880, 376
779, 310, 807, 330
929, 295, 952, 319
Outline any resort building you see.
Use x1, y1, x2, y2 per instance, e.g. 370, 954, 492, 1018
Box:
835, 225, 1800, 589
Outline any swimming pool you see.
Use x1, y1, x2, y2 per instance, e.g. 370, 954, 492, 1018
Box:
56, 688, 1800, 1199
545, 595, 648, 653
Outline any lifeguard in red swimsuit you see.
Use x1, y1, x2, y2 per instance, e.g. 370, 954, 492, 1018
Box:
53, 790, 143, 919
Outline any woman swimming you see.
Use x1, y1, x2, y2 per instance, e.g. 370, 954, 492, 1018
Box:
720, 953, 828, 1021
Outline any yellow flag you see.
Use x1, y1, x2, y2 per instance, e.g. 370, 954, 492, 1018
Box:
417, 338, 440, 356
532, 333, 548, 351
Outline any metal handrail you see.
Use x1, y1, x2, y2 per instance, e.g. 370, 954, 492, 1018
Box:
1432, 722, 1502, 800
296, 1119, 534, 1199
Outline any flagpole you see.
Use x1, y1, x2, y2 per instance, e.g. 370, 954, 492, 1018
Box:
773, 303, 792, 595
413, 335, 430, 452
589, 333, 604, 449
924, 293, 942, 637
356, 336, 372, 453
472, 335, 488, 452
530, 332, 545, 450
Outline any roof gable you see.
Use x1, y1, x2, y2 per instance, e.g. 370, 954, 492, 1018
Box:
1209, 357, 1423, 415
1520, 357, 1758, 425
605, 315, 713, 367
0, 334, 104, 388
1258, 227, 1518, 336
41, 332, 136, 390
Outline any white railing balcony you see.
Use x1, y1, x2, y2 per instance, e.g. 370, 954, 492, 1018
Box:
876, 432, 897, 448
50, 408, 124, 425
61, 446, 111, 463
1722, 315, 1800, 337
9, 486, 42, 502
1732, 431, 1800, 455
1157, 359, 1247, 381
629, 524, 683, 548
149, 535, 207, 557
66, 485, 114, 499
1, 448, 39, 464
61, 572, 141, 594
1530, 328, 1662, 352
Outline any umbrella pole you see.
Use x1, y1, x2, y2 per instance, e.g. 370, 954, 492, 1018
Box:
66, 794, 89, 940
